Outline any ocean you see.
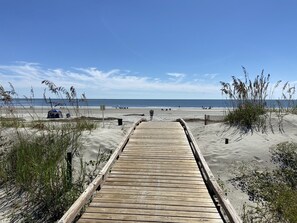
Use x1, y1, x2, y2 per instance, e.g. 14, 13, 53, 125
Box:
4, 98, 296, 108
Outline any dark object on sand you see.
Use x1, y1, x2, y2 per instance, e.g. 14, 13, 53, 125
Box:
47, 109, 63, 118
149, 109, 154, 121
118, 118, 123, 125
66, 113, 71, 118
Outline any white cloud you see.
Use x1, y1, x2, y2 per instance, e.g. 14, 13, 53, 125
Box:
166, 72, 186, 83
167, 72, 186, 78
203, 73, 219, 79
0, 62, 221, 99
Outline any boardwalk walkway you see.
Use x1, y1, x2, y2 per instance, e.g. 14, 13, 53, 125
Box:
77, 121, 224, 222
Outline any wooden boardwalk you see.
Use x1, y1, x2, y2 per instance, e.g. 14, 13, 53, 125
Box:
77, 121, 224, 222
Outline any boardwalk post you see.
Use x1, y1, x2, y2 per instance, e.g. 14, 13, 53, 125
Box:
100, 105, 105, 128
66, 152, 72, 185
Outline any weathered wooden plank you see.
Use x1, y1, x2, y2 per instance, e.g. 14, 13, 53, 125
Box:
124, 145, 191, 149
100, 186, 210, 195
105, 175, 205, 185
109, 170, 202, 177
124, 152, 190, 155
94, 193, 214, 203
79, 212, 223, 223
120, 151, 193, 155
110, 168, 201, 175
131, 133, 184, 137
93, 195, 215, 206
122, 151, 193, 156
127, 142, 190, 147
119, 157, 196, 161
131, 136, 188, 140
131, 135, 185, 138
113, 166, 201, 176
119, 157, 194, 161
114, 159, 197, 164
114, 160, 198, 165
106, 175, 203, 180
111, 166, 198, 171
113, 157, 197, 163
89, 202, 218, 213
119, 157, 195, 161
128, 138, 189, 144
108, 172, 203, 180
103, 181, 207, 189
83, 207, 223, 219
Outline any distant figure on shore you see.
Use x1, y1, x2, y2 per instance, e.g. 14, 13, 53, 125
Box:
149, 109, 154, 121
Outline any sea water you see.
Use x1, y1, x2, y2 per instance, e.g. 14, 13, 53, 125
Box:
5, 98, 296, 108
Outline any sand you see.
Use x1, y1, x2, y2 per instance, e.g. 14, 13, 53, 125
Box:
1, 106, 297, 221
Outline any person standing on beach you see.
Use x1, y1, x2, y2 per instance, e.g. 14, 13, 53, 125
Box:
149, 109, 154, 121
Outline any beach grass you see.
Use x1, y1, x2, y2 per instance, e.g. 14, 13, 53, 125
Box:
1, 127, 86, 222
220, 67, 270, 131
0, 82, 100, 221
221, 67, 296, 132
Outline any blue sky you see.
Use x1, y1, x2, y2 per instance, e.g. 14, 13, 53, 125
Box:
0, 0, 297, 99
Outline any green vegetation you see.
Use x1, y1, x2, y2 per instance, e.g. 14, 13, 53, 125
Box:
224, 102, 266, 131
0, 117, 25, 128
232, 142, 297, 223
220, 67, 270, 131
221, 67, 296, 132
0, 127, 85, 222
0, 82, 102, 222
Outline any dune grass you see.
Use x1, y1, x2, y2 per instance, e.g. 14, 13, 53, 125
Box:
221, 67, 296, 132
220, 67, 270, 132
0, 127, 85, 221
0, 119, 91, 222
0, 82, 100, 222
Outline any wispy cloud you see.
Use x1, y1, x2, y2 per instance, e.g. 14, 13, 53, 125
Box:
167, 72, 186, 78
0, 62, 221, 99
166, 72, 186, 83
203, 73, 219, 80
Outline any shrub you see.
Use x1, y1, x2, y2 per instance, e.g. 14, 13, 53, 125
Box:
221, 67, 270, 131
232, 142, 297, 223
225, 102, 266, 131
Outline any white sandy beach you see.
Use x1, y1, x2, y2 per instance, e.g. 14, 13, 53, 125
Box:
1, 106, 297, 221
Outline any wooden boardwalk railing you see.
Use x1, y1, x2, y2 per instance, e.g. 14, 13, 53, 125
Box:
59, 120, 241, 223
